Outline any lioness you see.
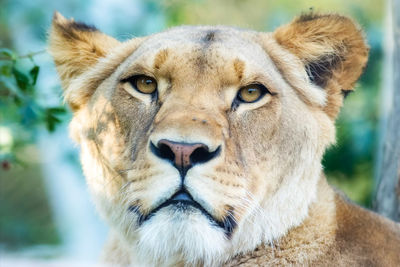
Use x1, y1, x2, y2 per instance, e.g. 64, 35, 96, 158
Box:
49, 11, 400, 266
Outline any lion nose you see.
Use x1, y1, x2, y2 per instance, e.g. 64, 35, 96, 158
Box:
150, 139, 220, 177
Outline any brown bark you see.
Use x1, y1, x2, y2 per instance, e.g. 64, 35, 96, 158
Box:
374, 0, 400, 221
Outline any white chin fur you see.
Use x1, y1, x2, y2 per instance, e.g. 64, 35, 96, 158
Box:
134, 207, 228, 266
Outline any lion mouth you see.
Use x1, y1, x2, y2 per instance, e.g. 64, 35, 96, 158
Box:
128, 189, 237, 238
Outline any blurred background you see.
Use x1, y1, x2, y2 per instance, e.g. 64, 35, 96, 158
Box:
0, 0, 390, 265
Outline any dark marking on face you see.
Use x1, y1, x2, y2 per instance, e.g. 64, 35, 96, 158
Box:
222, 206, 237, 239
203, 31, 216, 43
130, 106, 159, 162
84, 109, 116, 146
193, 54, 209, 73
191, 36, 218, 73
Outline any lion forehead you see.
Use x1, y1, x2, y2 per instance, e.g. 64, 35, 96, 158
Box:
131, 26, 268, 66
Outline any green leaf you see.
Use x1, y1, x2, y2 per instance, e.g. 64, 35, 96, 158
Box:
47, 107, 66, 114
12, 67, 30, 92
29, 66, 39, 86
0, 48, 16, 60
44, 107, 66, 132
45, 114, 62, 132
0, 61, 13, 76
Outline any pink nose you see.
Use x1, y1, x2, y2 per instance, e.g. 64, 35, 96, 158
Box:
158, 140, 206, 169
150, 139, 221, 177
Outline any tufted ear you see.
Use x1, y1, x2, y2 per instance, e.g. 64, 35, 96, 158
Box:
273, 13, 369, 118
48, 12, 120, 90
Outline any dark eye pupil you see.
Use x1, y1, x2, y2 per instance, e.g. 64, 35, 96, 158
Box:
247, 88, 257, 94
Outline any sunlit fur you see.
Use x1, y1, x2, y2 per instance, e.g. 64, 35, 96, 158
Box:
49, 12, 400, 266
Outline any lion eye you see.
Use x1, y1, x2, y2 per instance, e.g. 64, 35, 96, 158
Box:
237, 84, 267, 103
128, 75, 157, 94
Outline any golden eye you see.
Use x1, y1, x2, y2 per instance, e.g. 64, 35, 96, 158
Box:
237, 84, 266, 103
129, 75, 157, 94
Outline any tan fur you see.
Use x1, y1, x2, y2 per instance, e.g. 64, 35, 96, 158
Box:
48, 12, 400, 266
274, 13, 369, 119
227, 179, 400, 266
49, 12, 121, 110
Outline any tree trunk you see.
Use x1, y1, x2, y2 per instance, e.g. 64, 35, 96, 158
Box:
374, 0, 400, 221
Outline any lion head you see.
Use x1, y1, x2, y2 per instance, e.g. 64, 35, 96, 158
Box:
49, 12, 368, 266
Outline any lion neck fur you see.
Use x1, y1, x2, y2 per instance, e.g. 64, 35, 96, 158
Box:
226, 177, 337, 266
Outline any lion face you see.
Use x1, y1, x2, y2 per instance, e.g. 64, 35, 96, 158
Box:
49, 13, 368, 265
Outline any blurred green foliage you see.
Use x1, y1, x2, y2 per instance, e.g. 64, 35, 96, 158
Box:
0, 48, 66, 249
0, 160, 60, 248
0, 49, 66, 168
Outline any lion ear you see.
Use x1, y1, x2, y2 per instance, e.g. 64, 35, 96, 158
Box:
48, 12, 120, 90
273, 13, 369, 117
274, 13, 369, 90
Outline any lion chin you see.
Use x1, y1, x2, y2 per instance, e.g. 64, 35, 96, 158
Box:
135, 207, 228, 265
49, 11, 400, 267
125, 189, 230, 265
